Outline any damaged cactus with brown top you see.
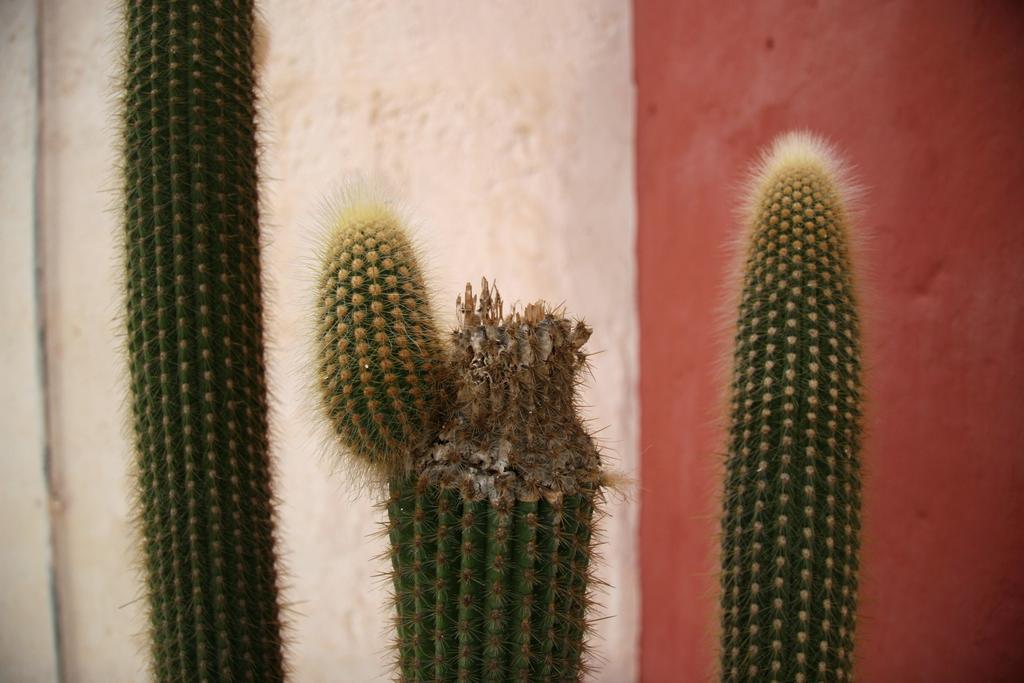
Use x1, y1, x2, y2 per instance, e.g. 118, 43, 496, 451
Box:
315, 198, 607, 681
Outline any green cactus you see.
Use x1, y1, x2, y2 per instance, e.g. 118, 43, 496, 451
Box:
122, 1, 285, 680
315, 201, 605, 681
719, 132, 863, 682
314, 199, 449, 479
388, 284, 602, 682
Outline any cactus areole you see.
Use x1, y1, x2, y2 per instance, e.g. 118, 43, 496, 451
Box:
316, 199, 607, 681
719, 133, 864, 683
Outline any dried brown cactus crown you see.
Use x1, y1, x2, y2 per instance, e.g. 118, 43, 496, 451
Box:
414, 279, 603, 502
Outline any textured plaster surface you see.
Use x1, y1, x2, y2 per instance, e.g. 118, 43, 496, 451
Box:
38, 0, 149, 679
0, 1, 59, 680
636, 1, 1024, 681
260, 1, 638, 680
15, 0, 637, 680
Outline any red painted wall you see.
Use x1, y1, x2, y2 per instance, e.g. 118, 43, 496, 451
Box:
636, 2, 1024, 681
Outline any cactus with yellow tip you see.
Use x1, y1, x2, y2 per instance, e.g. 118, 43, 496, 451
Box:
314, 200, 449, 478
719, 132, 864, 682
315, 201, 606, 681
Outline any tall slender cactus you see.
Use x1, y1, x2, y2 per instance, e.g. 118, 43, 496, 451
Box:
719, 132, 864, 682
122, 1, 285, 680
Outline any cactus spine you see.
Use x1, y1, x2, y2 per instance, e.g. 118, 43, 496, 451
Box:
122, 1, 285, 680
316, 200, 604, 681
719, 132, 863, 682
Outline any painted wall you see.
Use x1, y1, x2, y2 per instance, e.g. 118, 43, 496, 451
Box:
636, 1, 1024, 682
3, 0, 637, 680
0, 1, 59, 680
259, 2, 638, 681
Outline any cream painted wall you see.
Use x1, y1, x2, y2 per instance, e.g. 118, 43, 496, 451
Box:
7, 1, 637, 680
38, 0, 150, 677
260, 2, 638, 681
0, 1, 59, 680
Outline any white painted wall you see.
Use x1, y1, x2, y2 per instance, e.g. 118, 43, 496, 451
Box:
4, 1, 637, 680
0, 1, 59, 680
261, 2, 638, 681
